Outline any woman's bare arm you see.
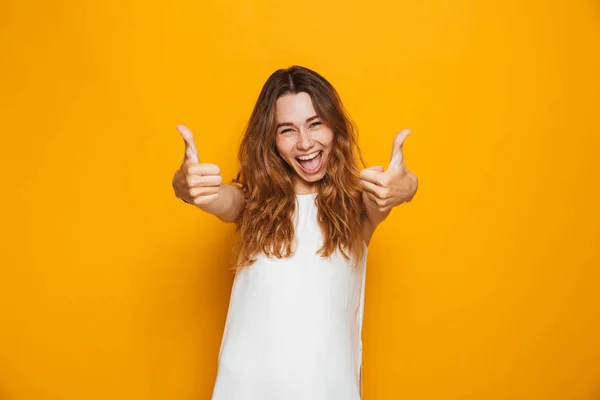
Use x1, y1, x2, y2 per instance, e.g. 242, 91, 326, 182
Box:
203, 182, 245, 223
172, 163, 245, 223
359, 129, 418, 240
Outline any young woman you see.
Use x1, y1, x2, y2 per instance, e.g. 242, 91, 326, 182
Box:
172, 65, 418, 399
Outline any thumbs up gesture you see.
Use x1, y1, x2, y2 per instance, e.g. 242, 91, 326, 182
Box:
359, 129, 418, 212
172, 124, 223, 207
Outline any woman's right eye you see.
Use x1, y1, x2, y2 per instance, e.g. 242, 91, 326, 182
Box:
280, 128, 293, 134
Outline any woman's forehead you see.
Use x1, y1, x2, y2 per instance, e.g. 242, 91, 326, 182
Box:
275, 92, 317, 123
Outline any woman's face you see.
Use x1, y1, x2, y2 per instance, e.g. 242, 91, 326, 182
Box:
274, 92, 334, 194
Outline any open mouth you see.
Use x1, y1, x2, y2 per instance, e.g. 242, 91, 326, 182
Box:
295, 150, 323, 174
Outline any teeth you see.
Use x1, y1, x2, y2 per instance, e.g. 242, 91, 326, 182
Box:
297, 151, 320, 161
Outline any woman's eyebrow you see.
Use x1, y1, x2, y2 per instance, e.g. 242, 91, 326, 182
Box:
275, 115, 319, 129
275, 115, 319, 130
276, 122, 294, 130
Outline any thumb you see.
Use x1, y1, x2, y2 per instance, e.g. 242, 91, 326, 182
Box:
388, 129, 410, 170
364, 166, 385, 173
176, 124, 200, 164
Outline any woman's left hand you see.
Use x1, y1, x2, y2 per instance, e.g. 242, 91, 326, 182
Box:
359, 129, 418, 212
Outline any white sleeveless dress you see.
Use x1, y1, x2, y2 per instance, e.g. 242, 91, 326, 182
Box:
211, 192, 368, 400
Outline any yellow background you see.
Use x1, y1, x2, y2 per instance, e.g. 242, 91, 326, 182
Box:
1, 0, 599, 399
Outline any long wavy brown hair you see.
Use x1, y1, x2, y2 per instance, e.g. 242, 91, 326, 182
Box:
230, 65, 367, 270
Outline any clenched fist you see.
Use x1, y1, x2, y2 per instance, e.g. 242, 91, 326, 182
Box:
172, 124, 223, 207
359, 129, 418, 212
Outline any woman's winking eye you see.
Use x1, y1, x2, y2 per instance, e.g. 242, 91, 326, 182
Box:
278, 120, 322, 134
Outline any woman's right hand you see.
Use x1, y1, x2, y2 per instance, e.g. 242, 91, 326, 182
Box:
172, 124, 223, 208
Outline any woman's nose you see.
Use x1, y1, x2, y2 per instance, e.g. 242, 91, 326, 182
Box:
296, 129, 314, 150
